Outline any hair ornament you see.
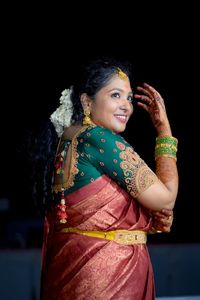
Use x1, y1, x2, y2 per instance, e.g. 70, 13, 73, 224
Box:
116, 67, 128, 80
50, 87, 73, 137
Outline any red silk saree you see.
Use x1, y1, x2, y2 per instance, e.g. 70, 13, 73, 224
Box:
41, 175, 155, 300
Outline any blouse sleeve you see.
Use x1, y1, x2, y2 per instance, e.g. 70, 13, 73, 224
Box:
78, 126, 158, 198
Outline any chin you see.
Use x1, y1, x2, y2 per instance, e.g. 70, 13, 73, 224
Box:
112, 125, 126, 133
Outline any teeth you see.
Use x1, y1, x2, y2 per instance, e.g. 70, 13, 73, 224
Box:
116, 115, 126, 120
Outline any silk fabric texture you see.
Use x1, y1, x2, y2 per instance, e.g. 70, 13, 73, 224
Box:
41, 175, 155, 300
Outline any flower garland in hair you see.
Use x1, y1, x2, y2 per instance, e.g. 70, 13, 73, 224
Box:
50, 87, 73, 137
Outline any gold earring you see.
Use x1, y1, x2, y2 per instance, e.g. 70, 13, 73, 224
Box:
83, 110, 92, 125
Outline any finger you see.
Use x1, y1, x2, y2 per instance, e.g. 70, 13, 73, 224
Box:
143, 83, 161, 99
153, 224, 170, 233
154, 222, 171, 232
154, 216, 171, 225
160, 219, 172, 226
136, 102, 149, 112
136, 86, 154, 99
154, 215, 173, 224
143, 83, 166, 111
136, 85, 165, 113
154, 209, 173, 217
134, 94, 154, 106
161, 226, 171, 233
153, 211, 168, 218
161, 209, 173, 215
168, 215, 173, 222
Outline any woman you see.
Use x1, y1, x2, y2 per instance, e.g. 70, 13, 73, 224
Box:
39, 58, 178, 299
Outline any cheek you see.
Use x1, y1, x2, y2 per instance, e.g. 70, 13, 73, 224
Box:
131, 105, 134, 114
92, 101, 114, 115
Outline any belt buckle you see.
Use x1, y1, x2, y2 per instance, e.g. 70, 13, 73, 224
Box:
114, 231, 139, 245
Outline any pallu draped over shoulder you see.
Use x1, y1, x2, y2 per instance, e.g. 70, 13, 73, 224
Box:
41, 125, 158, 300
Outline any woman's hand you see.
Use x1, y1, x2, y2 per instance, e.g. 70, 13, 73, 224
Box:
134, 83, 171, 136
151, 209, 174, 233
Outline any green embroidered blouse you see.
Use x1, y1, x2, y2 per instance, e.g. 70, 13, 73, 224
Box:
53, 125, 157, 198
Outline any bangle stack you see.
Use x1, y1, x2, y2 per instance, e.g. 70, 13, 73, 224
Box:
155, 136, 178, 160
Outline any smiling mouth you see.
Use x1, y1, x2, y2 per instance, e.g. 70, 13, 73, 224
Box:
114, 115, 128, 123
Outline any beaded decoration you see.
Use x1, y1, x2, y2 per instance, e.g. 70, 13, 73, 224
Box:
54, 141, 70, 223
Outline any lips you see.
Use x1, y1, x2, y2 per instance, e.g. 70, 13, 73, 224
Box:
114, 114, 128, 123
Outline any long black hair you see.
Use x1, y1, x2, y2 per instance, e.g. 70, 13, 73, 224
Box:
30, 121, 58, 214
31, 57, 133, 213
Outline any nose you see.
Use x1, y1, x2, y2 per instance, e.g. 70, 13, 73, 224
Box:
120, 98, 132, 112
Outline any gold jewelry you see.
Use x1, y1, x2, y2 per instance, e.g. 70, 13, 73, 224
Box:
149, 227, 162, 234
116, 67, 128, 80
83, 110, 92, 125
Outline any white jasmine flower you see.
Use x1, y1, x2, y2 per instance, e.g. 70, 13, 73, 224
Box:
50, 87, 73, 137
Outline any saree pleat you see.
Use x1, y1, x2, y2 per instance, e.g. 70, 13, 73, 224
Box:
41, 175, 155, 300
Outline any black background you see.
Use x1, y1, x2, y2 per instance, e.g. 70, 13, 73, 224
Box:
1, 3, 199, 244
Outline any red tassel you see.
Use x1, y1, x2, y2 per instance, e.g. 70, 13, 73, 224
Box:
56, 190, 68, 223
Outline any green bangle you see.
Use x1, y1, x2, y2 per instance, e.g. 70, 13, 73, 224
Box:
155, 147, 177, 157
155, 143, 177, 151
155, 136, 178, 160
156, 136, 178, 147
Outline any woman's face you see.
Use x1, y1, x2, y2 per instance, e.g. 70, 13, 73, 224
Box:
89, 76, 134, 133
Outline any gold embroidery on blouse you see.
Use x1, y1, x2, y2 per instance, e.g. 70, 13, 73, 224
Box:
53, 126, 93, 193
119, 148, 157, 197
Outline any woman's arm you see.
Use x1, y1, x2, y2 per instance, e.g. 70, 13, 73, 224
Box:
134, 83, 178, 211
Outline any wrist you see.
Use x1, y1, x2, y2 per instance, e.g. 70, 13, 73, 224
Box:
156, 124, 172, 137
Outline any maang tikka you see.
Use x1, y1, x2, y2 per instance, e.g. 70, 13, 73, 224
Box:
116, 67, 128, 80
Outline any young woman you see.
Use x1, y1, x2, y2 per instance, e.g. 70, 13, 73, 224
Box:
37, 58, 178, 299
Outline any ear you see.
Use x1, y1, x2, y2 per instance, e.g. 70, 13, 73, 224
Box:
80, 93, 92, 111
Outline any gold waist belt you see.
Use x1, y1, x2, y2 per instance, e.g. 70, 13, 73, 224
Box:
61, 227, 147, 245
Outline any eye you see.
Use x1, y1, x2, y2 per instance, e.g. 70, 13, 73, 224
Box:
111, 92, 120, 99
127, 95, 134, 103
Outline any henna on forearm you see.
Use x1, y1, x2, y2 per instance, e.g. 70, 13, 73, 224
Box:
156, 156, 178, 184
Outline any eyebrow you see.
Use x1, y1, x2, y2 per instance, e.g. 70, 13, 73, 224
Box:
107, 88, 133, 94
